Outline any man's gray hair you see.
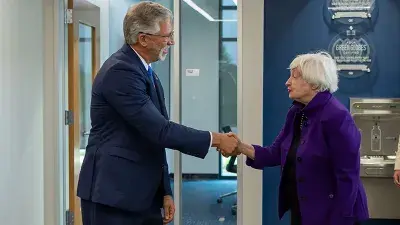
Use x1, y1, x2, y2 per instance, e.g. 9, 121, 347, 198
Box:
123, 1, 172, 45
289, 51, 339, 93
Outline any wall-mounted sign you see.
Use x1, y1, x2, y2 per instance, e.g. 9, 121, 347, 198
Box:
329, 26, 374, 78
185, 69, 200, 76
323, 0, 378, 32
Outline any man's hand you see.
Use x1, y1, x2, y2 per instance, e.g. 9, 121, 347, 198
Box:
394, 170, 400, 188
227, 132, 240, 142
163, 195, 175, 224
225, 132, 242, 156
212, 132, 239, 157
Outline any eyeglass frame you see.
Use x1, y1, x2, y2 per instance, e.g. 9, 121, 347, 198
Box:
139, 30, 174, 40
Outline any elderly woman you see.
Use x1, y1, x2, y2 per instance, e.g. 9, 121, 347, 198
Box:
232, 52, 369, 225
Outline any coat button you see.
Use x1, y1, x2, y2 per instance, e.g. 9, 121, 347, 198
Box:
297, 157, 302, 162
329, 194, 334, 199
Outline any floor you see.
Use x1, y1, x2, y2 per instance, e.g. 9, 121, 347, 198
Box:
170, 180, 237, 225
168, 180, 400, 225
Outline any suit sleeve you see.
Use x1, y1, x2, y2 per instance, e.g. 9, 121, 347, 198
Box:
102, 69, 210, 159
162, 151, 172, 196
245, 127, 285, 169
323, 110, 361, 225
245, 110, 294, 169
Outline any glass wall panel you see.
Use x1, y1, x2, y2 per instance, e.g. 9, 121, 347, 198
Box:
179, 0, 238, 223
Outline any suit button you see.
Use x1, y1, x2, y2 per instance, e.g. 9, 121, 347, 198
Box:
299, 196, 306, 201
297, 157, 302, 162
298, 177, 304, 182
329, 194, 334, 199
301, 140, 306, 144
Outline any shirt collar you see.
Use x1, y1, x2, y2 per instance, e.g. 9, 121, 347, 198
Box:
131, 46, 151, 71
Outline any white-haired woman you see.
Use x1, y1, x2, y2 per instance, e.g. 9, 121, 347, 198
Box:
230, 52, 369, 225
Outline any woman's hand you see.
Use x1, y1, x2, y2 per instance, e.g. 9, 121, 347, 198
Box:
226, 132, 255, 159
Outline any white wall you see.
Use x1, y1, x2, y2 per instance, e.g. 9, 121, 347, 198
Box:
0, 0, 63, 225
179, 0, 220, 174
109, 0, 139, 53
87, 0, 111, 64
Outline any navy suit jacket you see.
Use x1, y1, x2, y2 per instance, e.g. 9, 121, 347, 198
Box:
77, 44, 211, 212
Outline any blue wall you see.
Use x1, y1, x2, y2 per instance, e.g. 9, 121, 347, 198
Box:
262, 0, 400, 224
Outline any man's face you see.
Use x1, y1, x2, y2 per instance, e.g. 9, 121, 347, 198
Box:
143, 19, 174, 62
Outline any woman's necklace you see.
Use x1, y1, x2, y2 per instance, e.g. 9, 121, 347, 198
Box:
300, 112, 306, 130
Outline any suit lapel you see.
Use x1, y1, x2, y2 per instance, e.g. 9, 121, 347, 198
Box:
120, 44, 168, 119
121, 43, 155, 89
153, 72, 169, 119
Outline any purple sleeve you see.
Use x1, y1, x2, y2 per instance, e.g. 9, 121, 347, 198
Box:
245, 128, 286, 169
323, 110, 361, 223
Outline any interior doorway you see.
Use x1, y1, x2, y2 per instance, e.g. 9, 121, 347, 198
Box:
67, 0, 100, 224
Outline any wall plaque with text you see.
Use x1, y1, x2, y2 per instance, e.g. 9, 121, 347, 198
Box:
323, 0, 378, 32
329, 27, 374, 78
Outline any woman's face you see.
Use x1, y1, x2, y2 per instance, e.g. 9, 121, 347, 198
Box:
285, 68, 316, 104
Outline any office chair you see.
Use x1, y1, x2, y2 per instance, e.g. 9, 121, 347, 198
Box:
216, 126, 237, 215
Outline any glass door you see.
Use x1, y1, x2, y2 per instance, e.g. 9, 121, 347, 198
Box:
78, 22, 94, 164
173, 0, 238, 224
218, 1, 238, 178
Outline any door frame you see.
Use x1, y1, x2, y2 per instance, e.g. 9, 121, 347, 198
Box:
67, 0, 100, 224
236, 0, 264, 224
42, 0, 68, 224
171, 0, 264, 225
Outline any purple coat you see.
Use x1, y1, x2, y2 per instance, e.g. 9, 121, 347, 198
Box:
246, 91, 369, 225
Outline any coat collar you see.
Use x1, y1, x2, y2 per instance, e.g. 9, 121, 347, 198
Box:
291, 91, 332, 116
121, 43, 148, 76
120, 43, 168, 119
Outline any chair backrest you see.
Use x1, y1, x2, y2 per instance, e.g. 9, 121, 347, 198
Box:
221, 126, 237, 174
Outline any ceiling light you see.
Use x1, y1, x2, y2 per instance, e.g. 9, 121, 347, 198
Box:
182, 0, 237, 22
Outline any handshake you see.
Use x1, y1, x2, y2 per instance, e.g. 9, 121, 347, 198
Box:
213, 132, 241, 157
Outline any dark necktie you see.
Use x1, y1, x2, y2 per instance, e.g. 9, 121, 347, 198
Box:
147, 66, 155, 88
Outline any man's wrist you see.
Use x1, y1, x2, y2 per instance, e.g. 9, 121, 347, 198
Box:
211, 132, 221, 147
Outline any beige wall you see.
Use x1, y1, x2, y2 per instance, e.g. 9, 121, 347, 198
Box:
237, 0, 264, 224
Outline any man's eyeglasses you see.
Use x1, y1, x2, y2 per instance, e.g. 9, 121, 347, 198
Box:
140, 31, 174, 40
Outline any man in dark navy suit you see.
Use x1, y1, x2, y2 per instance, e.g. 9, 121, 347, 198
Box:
77, 2, 239, 225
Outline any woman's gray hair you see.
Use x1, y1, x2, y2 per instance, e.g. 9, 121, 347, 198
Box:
123, 1, 172, 45
289, 51, 339, 93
